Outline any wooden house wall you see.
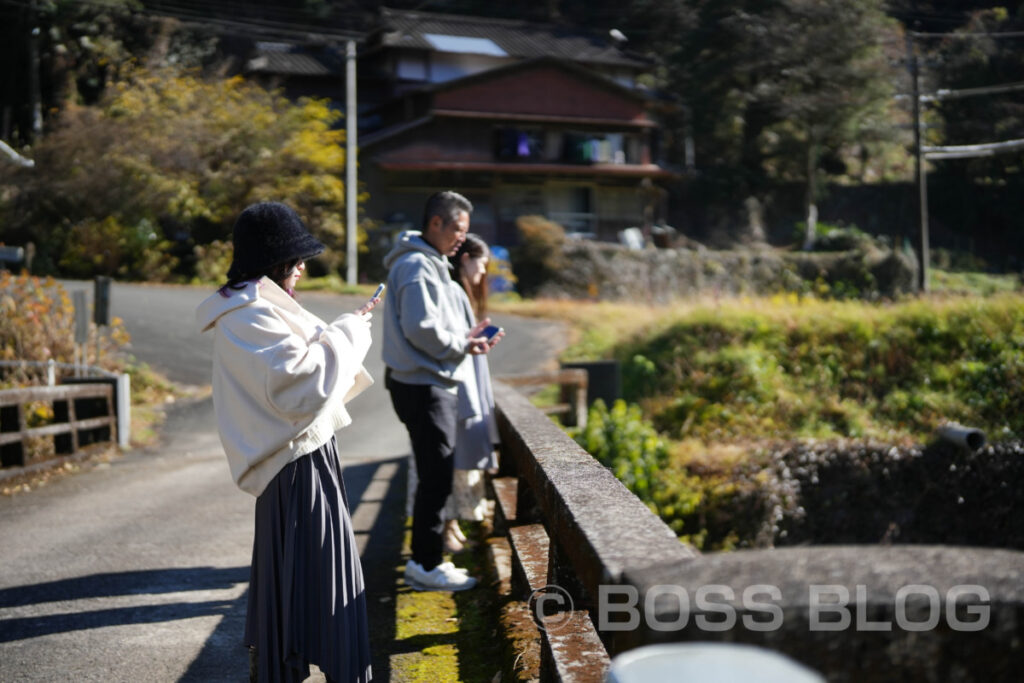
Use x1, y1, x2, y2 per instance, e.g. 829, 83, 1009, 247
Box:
434, 65, 648, 123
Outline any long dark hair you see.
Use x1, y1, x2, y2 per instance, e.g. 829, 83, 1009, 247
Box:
454, 233, 489, 320
220, 259, 301, 297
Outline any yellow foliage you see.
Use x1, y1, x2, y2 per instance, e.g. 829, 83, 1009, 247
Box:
14, 64, 366, 281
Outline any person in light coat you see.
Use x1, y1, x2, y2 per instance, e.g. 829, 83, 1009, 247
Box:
196, 202, 378, 683
446, 233, 500, 546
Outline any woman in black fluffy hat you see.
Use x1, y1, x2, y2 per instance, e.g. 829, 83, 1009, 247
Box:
196, 202, 379, 682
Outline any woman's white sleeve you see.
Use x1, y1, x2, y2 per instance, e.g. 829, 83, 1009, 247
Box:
223, 308, 369, 419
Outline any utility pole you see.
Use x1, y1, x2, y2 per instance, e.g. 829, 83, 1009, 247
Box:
28, 1, 43, 138
907, 31, 929, 292
345, 39, 358, 286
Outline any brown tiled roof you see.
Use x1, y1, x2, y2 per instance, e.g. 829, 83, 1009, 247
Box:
375, 7, 647, 69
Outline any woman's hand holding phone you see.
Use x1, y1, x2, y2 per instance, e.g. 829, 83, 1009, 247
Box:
467, 318, 504, 354
356, 283, 386, 320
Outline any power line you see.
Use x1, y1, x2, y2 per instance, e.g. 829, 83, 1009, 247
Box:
0, 0, 366, 41
144, 9, 364, 43
910, 29, 1024, 39
923, 137, 1024, 160
143, 0, 368, 35
920, 79, 1024, 102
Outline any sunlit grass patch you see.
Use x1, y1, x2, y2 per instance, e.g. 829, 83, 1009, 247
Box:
931, 268, 1020, 296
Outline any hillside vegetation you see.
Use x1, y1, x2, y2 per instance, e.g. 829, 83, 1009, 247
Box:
497, 289, 1024, 549
617, 293, 1024, 444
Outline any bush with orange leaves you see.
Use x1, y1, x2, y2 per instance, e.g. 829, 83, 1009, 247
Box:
0, 271, 130, 388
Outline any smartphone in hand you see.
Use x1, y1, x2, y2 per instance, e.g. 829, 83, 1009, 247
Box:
357, 283, 386, 317
481, 324, 503, 341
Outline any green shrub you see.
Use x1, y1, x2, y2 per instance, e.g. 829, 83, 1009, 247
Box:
570, 399, 702, 538
572, 399, 666, 498
794, 221, 875, 251
510, 215, 566, 296
549, 294, 1024, 551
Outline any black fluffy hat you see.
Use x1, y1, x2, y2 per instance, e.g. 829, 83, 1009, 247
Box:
227, 202, 324, 280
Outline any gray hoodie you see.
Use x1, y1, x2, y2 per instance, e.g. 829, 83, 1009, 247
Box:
382, 230, 471, 388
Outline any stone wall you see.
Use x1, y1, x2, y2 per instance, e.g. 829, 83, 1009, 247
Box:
530, 241, 919, 302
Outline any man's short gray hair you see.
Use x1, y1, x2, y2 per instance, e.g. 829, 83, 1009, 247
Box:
422, 191, 473, 229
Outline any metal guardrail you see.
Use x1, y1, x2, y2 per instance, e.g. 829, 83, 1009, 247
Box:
0, 383, 117, 479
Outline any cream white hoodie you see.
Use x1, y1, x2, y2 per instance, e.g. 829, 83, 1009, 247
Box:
195, 277, 373, 496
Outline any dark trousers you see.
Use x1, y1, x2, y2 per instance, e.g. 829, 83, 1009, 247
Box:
386, 371, 457, 571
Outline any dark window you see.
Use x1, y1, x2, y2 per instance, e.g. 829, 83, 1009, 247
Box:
494, 127, 544, 161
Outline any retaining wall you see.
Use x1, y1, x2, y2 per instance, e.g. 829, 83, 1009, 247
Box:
531, 242, 919, 303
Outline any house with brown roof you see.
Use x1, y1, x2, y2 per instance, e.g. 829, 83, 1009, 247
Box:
242, 7, 676, 249
357, 8, 675, 247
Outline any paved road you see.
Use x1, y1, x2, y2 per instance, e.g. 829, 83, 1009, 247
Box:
59, 281, 565, 459
0, 281, 565, 682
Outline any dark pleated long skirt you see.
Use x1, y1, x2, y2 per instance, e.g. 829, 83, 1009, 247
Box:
245, 436, 372, 683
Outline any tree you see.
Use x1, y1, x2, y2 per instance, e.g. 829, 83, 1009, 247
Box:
910, 7, 1024, 269
928, 8, 1024, 176
661, 0, 902, 245
0, 66, 360, 280
761, 1, 902, 248
0, 0, 151, 145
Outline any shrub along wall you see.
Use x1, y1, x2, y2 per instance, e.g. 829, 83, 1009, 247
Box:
530, 240, 918, 302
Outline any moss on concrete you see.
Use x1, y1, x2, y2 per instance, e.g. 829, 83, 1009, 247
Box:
390, 521, 504, 682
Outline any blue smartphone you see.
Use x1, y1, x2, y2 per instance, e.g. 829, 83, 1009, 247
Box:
482, 324, 503, 341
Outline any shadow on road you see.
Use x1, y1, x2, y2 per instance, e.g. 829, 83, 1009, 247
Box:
0, 566, 249, 646
180, 455, 408, 682
342, 456, 408, 682
0, 456, 409, 681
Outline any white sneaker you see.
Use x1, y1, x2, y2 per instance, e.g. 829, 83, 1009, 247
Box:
405, 560, 476, 591
404, 560, 468, 580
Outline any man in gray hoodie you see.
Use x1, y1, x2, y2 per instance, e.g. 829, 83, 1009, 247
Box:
382, 190, 496, 591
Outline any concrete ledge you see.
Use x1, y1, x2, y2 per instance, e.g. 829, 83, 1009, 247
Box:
612, 545, 1024, 681
491, 476, 518, 529
508, 523, 550, 596
494, 381, 698, 605
540, 612, 611, 683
